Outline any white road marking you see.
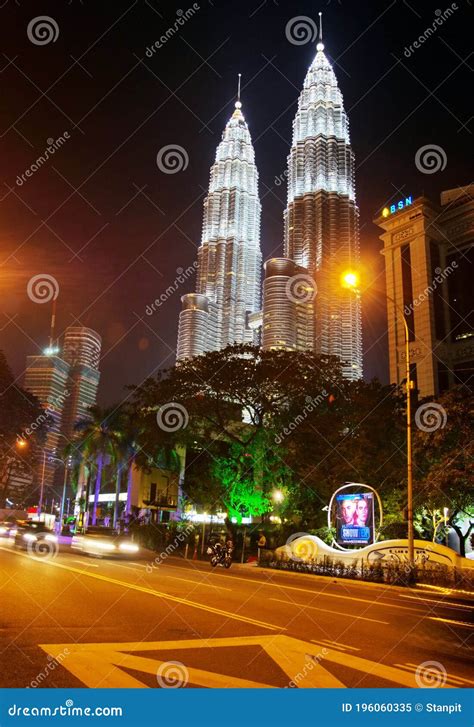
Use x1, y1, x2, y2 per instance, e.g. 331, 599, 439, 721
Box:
270, 597, 389, 624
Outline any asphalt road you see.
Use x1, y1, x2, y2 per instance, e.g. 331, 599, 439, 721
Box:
0, 541, 473, 688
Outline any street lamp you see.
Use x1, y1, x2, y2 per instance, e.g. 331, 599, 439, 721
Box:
272, 489, 284, 504
341, 270, 415, 570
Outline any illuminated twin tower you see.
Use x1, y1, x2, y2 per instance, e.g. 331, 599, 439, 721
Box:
177, 30, 362, 380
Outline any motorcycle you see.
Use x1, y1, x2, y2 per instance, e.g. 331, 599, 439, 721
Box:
207, 540, 233, 569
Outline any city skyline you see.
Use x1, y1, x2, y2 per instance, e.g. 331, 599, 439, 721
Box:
0, 1, 473, 700
0, 2, 471, 404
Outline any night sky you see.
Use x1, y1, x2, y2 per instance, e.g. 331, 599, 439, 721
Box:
1, 0, 472, 405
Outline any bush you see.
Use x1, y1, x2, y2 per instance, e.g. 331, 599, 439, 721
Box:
259, 550, 474, 591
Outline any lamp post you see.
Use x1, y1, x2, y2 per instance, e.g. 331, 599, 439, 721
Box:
341, 271, 415, 570
44, 454, 68, 531
58, 459, 70, 534
38, 450, 47, 517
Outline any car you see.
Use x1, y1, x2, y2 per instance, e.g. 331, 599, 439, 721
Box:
0, 520, 17, 538
14, 520, 59, 555
71, 526, 140, 558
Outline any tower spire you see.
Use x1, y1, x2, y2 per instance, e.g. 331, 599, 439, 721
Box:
317, 11, 324, 51
235, 73, 242, 109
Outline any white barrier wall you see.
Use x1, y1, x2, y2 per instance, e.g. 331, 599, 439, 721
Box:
279, 535, 474, 570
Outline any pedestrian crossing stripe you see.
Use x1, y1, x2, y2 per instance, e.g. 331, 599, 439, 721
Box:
39, 635, 453, 689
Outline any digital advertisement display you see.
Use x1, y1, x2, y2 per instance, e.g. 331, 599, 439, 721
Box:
336, 493, 374, 545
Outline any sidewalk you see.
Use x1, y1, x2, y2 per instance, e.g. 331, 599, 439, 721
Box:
165, 554, 474, 601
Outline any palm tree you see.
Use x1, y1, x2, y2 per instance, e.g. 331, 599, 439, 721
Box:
74, 406, 121, 526
113, 412, 143, 527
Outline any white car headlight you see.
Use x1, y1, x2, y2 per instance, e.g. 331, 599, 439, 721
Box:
23, 533, 37, 542
119, 542, 139, 553
94, 540, 116, 551
0, 526, 8, 535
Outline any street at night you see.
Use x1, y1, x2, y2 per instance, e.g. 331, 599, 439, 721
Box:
1, 0, 473, 720
1, 544, 473, 689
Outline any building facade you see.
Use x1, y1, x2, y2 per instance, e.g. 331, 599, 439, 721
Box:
23, 353, 70, 494
23, 325, 101, 506
262, 258, 315, 351
61, 326, 102, 441
177, 94, 262, 360
261, 41, 363, 380
375, 186, 474, 397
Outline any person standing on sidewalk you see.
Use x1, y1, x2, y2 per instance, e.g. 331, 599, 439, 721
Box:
257, 531, 267, 561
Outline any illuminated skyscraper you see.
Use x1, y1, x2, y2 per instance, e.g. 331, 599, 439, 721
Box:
23, 326, 101, 504
262, 37, 363, 379
23, 352, 70, 495
177, 82, 262, 359
61, 326, 101, 440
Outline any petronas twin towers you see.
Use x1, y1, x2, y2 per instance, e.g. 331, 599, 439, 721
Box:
177, 35, 362, 381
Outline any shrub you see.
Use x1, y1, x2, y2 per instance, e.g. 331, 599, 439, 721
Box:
259, 551, 474, 591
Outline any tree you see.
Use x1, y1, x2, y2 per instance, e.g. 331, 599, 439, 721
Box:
0, 351, 46, 507
73, 406, 122, 525
278, 379, 407, 529
413, 386, 474, 556
130, 345, 347, 515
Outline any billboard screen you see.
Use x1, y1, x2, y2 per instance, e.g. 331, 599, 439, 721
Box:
336, 492, 374, 545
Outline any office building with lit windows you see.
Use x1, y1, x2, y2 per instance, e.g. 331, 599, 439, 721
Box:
23, 326, 101, 502
23, 353, 70, 494
261, 40, 363, 380
177, 91, 262, 360
375, 185, 474, 397
61, 326, 102, 441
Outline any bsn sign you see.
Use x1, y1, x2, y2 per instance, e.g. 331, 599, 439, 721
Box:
382, 196, 413, 217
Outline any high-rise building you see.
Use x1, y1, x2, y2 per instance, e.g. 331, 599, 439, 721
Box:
262, 258, 315, 351
23, 353, 70, 494
262, 40, 363, 380
177, 87, 262, 360
376, 186, 474, 397
23, 325, 101, 506
61, 326, 101, 440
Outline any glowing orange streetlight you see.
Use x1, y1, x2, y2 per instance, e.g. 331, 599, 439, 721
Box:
16, 439, 28, 450
341, 269, 415, 571
341, 270, 360, 291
